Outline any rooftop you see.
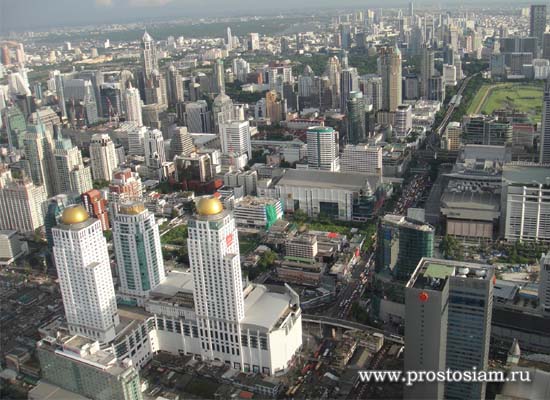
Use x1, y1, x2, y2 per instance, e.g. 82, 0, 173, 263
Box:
277, 169, 387, 191
503, 164, 550, 185
242, 285, 295, 331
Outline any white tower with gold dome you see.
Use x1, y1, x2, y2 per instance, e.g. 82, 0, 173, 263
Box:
52, 205, 119, 343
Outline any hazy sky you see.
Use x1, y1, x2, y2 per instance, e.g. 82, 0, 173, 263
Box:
0, 0, 376, 32
0, 0, 529, 32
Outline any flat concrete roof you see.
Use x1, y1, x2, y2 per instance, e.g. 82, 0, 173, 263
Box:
503, 164, 550, 185
277, 169, 384, 191
242, 285, 291, 331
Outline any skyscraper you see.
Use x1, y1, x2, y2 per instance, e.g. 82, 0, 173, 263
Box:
0, 170, 47, 233
23, 123, 58, 197
378, 45, 402, 111
52, 205, 119, 342
123, 85, 143, 126
345, 91, 366, 144
306, 126, 340, 171
54, 131, 92, 195
530, 5, 547, 46
377, 214, 434, 280
212, 59, 226, 95
81, 189, 110, 231
340, 66, 359, 113
541, 79, 550, 164
226, 27, 233, 50
405, 258, 494, 400
420, 46, 435, 99
144, 129, 167, 180
219, 120, 252, 158
212, 92, 234, 133
141, 31, 158, 78
170, 126, 194, 158
89, 133, 118, 181
265, 90, 285, 123
188, 197, 302, 373
112, 202, 165, 306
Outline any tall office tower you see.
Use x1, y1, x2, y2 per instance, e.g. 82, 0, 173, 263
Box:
306, 126, 340, 171
219, 120, 252, 158
212, 59, 226, 95
3, 105, 26, 149
265, 90, 285, 123
420, 46, 435, 98
543, 33, 550, 60
212, 92, 234, 133
54, 131, 92, 195
52, 71, 68, 119
141, 31, 158, 78
232, 58, 250, 82
339, 24, 352, 49
340, 144, 382, 174
530, 5, 547, 46
166, 64, 184, 106
108, 168, 143, 207
144, 129, 167, 180
112, 202, 165, 306
23, 123, 58, 197
324, 56, 341, 109
409, 0, 414, 17
127, 124, 147, 156
171, 127, 194, 158
143, 70, 167, 107
405, 259, 494, 400
502, 164, 550, 242
362, 75, 383, 112
123, 85, 143, 126
541, 79, 550, 163
340, 67, 359, 112
378, 45, 403, 111
394, 104, 413, 138
226, 27, 233, 50
188, 197, 302, 373
248, 32, 260, 51
52, 205, 119, 342
89, 133, 118, 181
0, 170, 47, 233
346, 91, 366, 144
377, 214, 434, 280
100, 82, 123, 119
36, 335, 142, 400
183, 101, 212, 133
81, 189, 110, 230
1, 45, 10, 65
442, 121, 462, 151
298, 65, 314, 97
540, 253, 550, 315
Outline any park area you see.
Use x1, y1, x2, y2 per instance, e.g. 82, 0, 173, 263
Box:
467, 83, 543, 122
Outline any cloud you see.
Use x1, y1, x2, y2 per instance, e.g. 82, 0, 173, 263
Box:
128, 0, 173, 6
95, 0, 113, 6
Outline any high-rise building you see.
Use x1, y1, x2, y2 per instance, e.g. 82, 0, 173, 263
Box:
265, 90, 285, 123
540, 79, 550, 164
212, 59, 226, 95
23, 123, 58, 197
44, 193, 80, 251
182, 101, 212, 133
324, 56, 341, 109
361, 75, 383, 112
405, 258, 494, 400
212, 92, 234, 133
170, 127, 194, 158
123, 85, 143, 126
187, 197, 302, 374
345, 91, 366, 144
52, 205, 119, 342
540, 253, 550, 315
248, 33, 260, 51
108, 168, 143, 207
442, 122, 462, 151
340, 144, 382, 175
394, 104, 413, 138
232, 58, 250, 82
166, 64, 184, 106
36, 335, 142, 400
89, 133, 118, 181
219, 120, 252, 158
378, 45, 403, 111
141, 31, 158, 78
306, 126, 340, 171
377, 214, 434, 280
226, 27, 233, 50
81, 189, 110, 230
54, 131, 92, 195
144, 128, 167, 180
127, 124, 147, 156
0, 170, 47, 233
530, 5, 547, 46
420, 46, 435, 99
462, 115, 513, 146
502, 164, 550, 242
340, 67, 359, 113
112, 202, 165, 306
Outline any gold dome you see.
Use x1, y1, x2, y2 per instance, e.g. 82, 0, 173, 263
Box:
61, 205, 90, 225
196, 197, 223, 216
120, 203, 145, 215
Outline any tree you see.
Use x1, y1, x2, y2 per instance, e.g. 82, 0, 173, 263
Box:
440, 235, 464, 260
258, 251, 277, 270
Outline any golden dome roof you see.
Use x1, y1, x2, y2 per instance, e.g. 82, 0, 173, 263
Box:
196, 197, 223, 216
120, 203, 145, 215
61, 205, 90, 225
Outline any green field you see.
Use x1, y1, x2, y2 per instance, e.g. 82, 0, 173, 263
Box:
467, 83, 543, 122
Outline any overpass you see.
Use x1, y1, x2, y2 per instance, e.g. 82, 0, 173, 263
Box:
302, 314, 404, 344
